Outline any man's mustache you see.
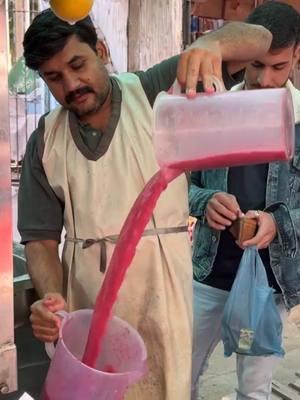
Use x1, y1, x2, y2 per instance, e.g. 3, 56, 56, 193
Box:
65, 86, 94, 104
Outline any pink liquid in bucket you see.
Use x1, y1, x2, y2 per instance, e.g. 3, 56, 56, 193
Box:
42, 310, 147, 400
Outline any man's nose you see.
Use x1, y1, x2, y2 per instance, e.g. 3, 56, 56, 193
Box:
257, 69, 272, 88
63, 72, 80, 93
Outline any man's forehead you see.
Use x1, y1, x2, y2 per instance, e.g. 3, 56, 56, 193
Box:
269, 45, 296, 56
39, 37, 92, 73
51, 35, 91, 57
255, 46, 295, 64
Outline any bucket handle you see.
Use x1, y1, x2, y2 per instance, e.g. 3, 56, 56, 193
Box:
45, 310, 69, 359
172, 76, 225, 95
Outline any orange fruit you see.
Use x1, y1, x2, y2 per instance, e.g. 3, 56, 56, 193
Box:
50, 0, 94, 24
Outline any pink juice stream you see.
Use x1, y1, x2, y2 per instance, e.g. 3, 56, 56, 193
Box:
81, 148, 288, 368
82, 167, 182, 367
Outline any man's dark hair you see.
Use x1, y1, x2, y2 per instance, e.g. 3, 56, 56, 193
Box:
23, 9, 98, 71
246, 1, 300, 49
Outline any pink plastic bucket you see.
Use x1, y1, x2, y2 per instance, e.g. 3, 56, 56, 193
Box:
42, 310, 147, 400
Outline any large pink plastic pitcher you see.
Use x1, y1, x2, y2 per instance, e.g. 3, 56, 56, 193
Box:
153, 87, 295, 171
42, 310, 147, 400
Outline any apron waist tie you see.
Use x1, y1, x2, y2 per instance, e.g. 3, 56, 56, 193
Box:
65, 225, 188, 273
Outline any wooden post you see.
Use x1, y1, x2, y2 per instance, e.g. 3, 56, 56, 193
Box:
91, 0, 129, 72
0, 0, 17, 394
15, 0, 30, 61
128, 0, 183, 71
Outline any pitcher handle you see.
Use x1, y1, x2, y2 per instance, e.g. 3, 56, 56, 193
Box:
172, 75, 225, 95
211, 76, 226, 93
45, 310, 69, 359
172, 79, 182, 95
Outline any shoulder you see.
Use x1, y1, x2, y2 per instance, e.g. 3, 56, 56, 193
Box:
134, 56, 179, 107
113, 72, 140, 85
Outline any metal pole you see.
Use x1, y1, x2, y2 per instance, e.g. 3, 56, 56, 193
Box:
0, 0, 18, 394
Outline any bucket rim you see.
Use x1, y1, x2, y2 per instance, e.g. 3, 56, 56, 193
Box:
58, 310, 148, 376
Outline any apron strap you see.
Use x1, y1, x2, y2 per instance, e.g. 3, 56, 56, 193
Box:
65, 225, 188, 273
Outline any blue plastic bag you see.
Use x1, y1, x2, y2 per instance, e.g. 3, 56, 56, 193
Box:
221, 246, 284, 357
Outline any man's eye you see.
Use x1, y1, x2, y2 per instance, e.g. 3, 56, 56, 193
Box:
48, 75, 61, 82
273, 65, 285, 71
251, 63, 264, 69
72, 63, 84, 70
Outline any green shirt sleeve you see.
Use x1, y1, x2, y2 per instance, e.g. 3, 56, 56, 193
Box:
135, 55, 245, 107
18, 117, 64, 244
135, 55, 179, 107
222, 64, 245, 89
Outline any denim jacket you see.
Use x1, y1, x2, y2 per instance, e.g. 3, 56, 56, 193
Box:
189, 81, 300, 310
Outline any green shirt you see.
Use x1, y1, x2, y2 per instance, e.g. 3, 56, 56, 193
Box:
18, 55, 243, 243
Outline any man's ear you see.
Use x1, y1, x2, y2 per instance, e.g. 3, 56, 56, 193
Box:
96, 40, 109, 64
292, 44, 300, 69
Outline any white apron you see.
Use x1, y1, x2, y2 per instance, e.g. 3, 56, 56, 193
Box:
42, 73, 193, 399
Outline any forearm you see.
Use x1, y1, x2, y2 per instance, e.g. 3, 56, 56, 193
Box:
25, 240, 63, 298
212, 22, 271, 61
190, 22, 272, 74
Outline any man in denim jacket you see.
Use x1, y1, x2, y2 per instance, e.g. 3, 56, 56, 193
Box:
190, 3, 300, 399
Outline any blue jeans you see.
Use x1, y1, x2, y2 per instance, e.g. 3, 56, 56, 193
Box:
192, 281, 287, 400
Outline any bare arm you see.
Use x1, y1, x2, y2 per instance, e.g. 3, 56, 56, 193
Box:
177, 21, 272, 94
25, 239, 63, 298
26, 240, 66, 342
205, 22, 273, 74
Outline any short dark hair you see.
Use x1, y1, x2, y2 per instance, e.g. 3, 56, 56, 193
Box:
246, 1, 300, 49
23, 8, 98, 71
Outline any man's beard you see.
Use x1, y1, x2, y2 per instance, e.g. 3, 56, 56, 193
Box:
65, 86, 108, 117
